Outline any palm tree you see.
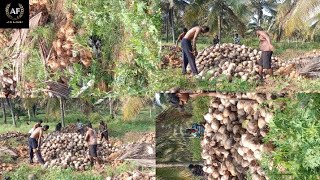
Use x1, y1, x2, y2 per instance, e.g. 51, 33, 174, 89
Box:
182, 0, 249, 42
276, 0, 320, 40
1, 99, 7, 124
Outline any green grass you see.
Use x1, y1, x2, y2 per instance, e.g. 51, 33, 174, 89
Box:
3, 164, 104, 180
188, 138, 202, 162
0, 109, 155, 139
156, 167, 203, 180
104, 161, 148, 177
152, 68, 257, 92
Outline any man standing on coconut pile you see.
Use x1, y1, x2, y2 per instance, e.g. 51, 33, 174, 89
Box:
85, 123, 100, 167
181, 26, 210, 76
29, 125, 49, 164
175, 28, 188, 50
256, 27, 274, 79
99, 121, 109, 142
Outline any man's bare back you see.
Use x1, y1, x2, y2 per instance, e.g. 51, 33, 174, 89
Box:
183, 26, 202, 41
30, 127, 43, 139
85, 128, 97, 145
257, 31, 274, 51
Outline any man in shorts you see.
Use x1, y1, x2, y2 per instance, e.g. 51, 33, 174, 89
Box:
29, 125, 49, 164
181, 26, 210, 75
256, 26, 274, 79
85, 123, 100, 167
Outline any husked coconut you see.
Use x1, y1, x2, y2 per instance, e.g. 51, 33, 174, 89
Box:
204, 113, 214, 123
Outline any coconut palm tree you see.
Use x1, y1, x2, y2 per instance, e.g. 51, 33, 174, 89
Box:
182, 0, 249, 42
275, 0, 320, 40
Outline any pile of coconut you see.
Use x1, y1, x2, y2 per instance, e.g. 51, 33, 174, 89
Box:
190, 44, 282, 81
41, 133, 118, 170
107, 171, 156, 180
138, 133, 155, 145
0, 163, 14, 175
161, 51, 182, 69
201, 92, 279, 180
48, 11, 92, 72
0, 132, 26, 141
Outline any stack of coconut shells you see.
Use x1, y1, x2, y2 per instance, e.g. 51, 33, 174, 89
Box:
41, 133, 118, 170
161, 51, 182, 69
192, 44, 282, 81
108, 171, 156, 180
201, 92, 278, 180
0, 70, 17, 97
0, 132, 26, 141
48, 12, 92, 72
0, 163, 14, 175
138, 133, 155, 144
277, 51, 320, 79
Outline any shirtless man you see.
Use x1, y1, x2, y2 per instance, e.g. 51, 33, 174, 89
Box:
181, 26, 210, 75
175, 28, 188, 50
28, 120, 43, 135
29, 125, 49, 164
256, 27, 274, 78
85, 123, 100, 166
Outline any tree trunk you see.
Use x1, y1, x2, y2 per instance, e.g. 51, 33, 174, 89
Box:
28, 109, 31, 120
32, 104, 37, 118
6, 97, 16, 127
59, 98, 65, 127
1, 99, 7, 124
218, 10, 222, 43
166, 12, 169, 43
170, 8, 175, 44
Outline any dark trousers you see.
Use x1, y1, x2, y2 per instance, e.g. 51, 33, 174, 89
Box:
181, 38, 198, 75
100, 131, 109, 141
28, 138, 45, 164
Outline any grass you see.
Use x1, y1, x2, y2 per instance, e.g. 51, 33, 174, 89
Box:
104, 161, 151, 177
0, 108, 155, 139
188, 138, 202, 162
156, 167, 203, 180
3, 164, 104, 180
152, 68, 257, 93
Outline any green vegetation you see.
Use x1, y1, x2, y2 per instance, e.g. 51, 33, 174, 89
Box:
263, 93, 320, 179
152, 68, 258, 92
3, 164, 103, 180
188, 138, 202, 162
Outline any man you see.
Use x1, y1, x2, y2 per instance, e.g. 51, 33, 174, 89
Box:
188, 164, 204, 176
99, 121, 109, 142
28, 120, 43, 136
29, 125, 49, 164
181, 26, 210, 75
55, 123, 62, 132
76, 119, 84, 135
175, 28, 188, 50
256, 27, 274, 78
85, 123, 100, 167
213, 35, 219, 45
186, 123, 205, 137
234, 33, 241, 44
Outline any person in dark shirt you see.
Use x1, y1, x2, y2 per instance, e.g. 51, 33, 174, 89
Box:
99, 121, 109, 142
213, 35, 219, 45
234, 33, 241, 44
188, 164, 204, 176
55, 123, 62, 132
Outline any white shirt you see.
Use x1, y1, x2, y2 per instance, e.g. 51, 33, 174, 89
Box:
28, 127, 34, 134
